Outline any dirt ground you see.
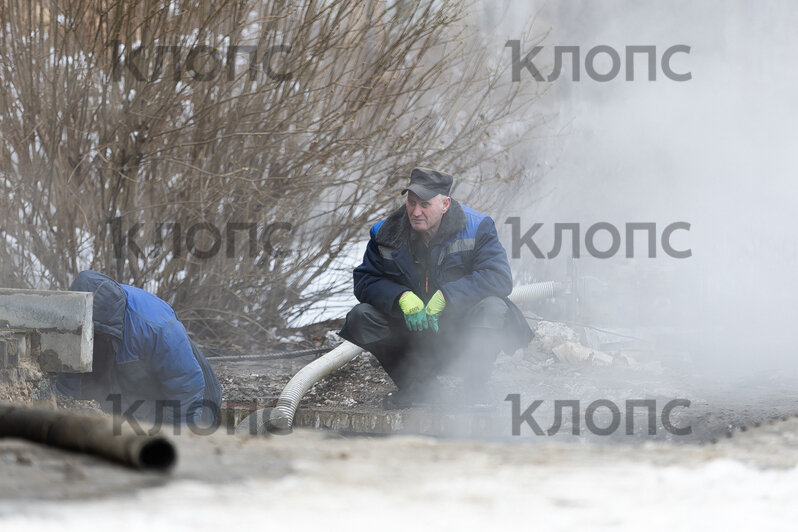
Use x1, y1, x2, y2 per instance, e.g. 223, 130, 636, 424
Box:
210, 321, 798, 444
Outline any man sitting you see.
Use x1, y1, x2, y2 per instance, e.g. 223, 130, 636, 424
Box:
340, 168, 533, 409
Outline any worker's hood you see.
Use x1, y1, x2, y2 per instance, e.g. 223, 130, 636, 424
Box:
69, 270, 127, 340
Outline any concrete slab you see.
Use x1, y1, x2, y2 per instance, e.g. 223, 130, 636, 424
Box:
0, 289, 93, 372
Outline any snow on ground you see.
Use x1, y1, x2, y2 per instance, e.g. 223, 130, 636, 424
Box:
3, 458, 797, 531
2, 431, 798, 531
288, 239, 363, 327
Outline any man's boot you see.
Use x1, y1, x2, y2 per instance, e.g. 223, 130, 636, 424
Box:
383, 377, 441, 410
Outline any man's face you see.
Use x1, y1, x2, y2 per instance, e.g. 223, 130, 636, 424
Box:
406, 192, 450, 235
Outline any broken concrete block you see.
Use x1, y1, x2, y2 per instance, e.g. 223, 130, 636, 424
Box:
0, 289, 93, 372
530, 320, 580, 352
552, 341, 614, 366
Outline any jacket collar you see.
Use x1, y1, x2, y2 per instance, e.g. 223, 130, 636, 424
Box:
69, 270, 127, 340
375, 199, 466, 248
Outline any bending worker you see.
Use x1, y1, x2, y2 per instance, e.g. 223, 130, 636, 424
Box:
339, 168, 533, 409
56, 270, 222, 427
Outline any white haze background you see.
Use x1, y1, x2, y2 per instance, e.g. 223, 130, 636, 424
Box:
482, 0, 798, 381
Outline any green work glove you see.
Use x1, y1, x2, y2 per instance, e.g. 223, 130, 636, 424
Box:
424, 290, 446, 332
399, 291, 428, 332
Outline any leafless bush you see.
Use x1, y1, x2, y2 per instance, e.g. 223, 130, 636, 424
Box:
0, 0, 541, 341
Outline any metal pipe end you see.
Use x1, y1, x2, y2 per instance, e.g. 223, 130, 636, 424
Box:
136, 437, 177, 471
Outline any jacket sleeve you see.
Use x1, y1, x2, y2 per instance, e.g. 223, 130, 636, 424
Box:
439, 216, 513, 309
136, 321, 205, 425
352, 228, 410, 317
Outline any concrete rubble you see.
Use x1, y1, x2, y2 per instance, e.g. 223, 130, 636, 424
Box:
528, 318, 623, 366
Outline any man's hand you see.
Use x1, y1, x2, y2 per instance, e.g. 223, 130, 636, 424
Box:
424, 290, 446, 332
399, 291, 428, 331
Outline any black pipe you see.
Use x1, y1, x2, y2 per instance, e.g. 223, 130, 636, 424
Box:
0, 403, 176, 471
207, 346, 331, 362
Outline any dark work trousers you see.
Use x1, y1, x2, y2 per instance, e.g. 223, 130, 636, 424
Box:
340, 296, 510, 391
